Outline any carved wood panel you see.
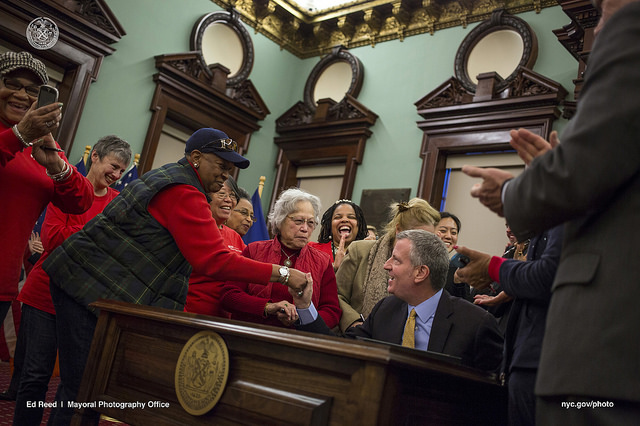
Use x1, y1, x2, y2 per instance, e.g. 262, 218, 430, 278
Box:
272, 95, 377, 209
141, 53, 269, 177
552, 0, 601, 118
415, 67, 567, 206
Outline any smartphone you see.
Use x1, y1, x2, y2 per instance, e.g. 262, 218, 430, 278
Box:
37, 85, 59, 109
450, 254, 470, 269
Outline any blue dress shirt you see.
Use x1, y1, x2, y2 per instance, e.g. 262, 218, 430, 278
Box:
408, 289, 443, 351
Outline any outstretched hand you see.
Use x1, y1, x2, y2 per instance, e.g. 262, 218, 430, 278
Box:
462, 166, 513, 217
453, 245, 493, 290
510, 128, 559, 166
474, 291, 513, 307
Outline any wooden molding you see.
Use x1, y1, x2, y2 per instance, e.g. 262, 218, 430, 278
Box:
415, 67, 567, 206
272, 94, 378, 209
552, 0, 600, 117
140, 53, 270, 177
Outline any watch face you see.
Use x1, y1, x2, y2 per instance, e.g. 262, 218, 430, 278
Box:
279, 266, 289, 276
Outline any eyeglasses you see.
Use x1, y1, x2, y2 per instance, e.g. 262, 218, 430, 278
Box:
199, 138, 238, 152
2, 78, 40, 97
287, 216, 317, 229
233, 208, 257, 222
213, 190, 238, 202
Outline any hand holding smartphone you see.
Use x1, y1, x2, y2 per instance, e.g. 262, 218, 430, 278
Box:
35, 85, 64, 151
37, 85, 59, 109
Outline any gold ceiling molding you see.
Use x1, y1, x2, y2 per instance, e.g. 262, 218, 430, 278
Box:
210, 0, 558, 58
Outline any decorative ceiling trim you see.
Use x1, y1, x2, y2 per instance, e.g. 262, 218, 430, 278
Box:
210, 0, 558, 58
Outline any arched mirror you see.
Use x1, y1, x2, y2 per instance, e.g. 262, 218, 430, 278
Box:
190, 11, 254, 86
303, 46, 363, 110
454, 9, 537, 93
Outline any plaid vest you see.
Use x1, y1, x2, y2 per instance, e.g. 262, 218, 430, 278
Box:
43, 158, 207, 315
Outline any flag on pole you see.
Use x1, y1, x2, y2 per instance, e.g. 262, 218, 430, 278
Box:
242, 187, 270, 244
75, 157, 87, 177
32, 207, 47, 234
113, 164, 139, 192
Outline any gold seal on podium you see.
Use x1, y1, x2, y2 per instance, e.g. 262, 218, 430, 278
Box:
175, 330, 229, 416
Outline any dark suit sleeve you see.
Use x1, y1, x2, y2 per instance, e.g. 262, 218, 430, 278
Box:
296, 315, 336, 336
498, 226, 563, 302
472, 311, 504, 373
298, 297, 387, 341
504, 9, 640, 240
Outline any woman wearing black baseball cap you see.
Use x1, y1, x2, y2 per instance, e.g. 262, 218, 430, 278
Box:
41, 127, 309, 425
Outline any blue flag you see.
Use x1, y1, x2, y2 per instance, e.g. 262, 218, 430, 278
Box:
33, 207, 47, 235
242, 187, 270, 244
75, 157, 87, 177
113, 165, 139, 192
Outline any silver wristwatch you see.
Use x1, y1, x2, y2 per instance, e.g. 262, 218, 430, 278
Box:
279, 266, 290, 285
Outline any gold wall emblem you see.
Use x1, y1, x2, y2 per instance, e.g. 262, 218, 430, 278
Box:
175, 330, 229, 416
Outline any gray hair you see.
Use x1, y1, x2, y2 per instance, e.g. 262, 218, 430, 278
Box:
396, 229, 449, 291
268, 188, 321, 235
92, 135, 132, 166
236, 186, 250, 201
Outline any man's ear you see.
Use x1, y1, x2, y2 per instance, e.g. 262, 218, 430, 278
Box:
414, 265, 429, 283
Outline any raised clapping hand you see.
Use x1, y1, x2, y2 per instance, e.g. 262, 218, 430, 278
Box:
333, 234, 347, 271
463, 129, 559, 216
510, 128, 559, 166
28, 232, 44, 255
453, 246, 493, 291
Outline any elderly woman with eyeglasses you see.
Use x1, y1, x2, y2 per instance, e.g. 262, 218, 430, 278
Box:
0, 51, 93, 330
225, 184, 256, 237
185, 179, 248, 317
221, 188, 342, 329
41, 128, 310, 425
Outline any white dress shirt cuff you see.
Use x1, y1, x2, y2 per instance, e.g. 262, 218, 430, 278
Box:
296, 302, 318, 325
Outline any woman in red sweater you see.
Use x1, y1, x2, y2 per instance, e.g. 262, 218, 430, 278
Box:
13, 136, 131, 426
221, 188, 342, 329
0, 51, 93, 329
185, 180, 246, 317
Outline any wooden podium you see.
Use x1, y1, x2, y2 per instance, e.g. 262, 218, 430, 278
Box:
73, 300, 507, 425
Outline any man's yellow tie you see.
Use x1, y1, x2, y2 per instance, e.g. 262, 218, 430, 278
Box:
401, 308, 417, 348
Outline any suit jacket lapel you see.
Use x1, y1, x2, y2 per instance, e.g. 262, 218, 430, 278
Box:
428, 293, 453, 353
389, 302, 407, 345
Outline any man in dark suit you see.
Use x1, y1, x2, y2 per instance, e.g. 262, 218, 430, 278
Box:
455, 226, 563, 426
290, 230, 503, 373
460, 0, 640, 422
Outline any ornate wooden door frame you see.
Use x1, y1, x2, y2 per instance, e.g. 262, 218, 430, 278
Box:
415, 68, 567, 207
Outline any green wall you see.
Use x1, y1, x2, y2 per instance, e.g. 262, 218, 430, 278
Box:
72, 1, 577, 208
